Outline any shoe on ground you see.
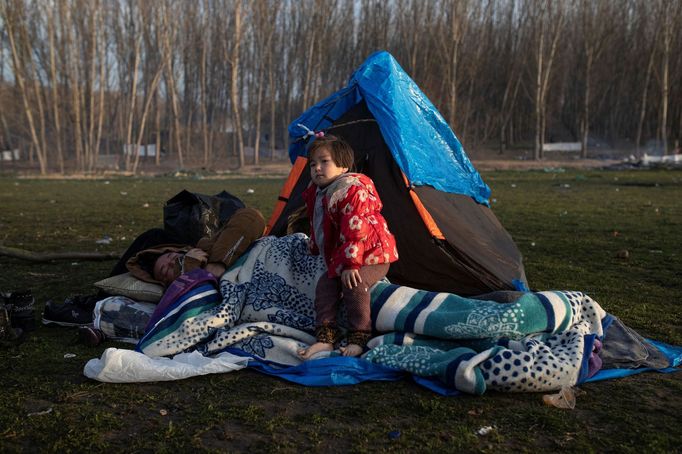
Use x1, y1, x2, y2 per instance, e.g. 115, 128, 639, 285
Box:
0, 305, 23, 341
42, 295, 98, 327
78, 326, 105, 347
6, 290, 37, 332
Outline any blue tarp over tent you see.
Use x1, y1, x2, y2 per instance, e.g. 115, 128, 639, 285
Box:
288, 51, 491, 206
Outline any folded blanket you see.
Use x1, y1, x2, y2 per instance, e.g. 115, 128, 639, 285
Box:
365, 283, 605, 393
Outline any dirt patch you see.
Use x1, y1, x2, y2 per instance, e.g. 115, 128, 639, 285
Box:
2, 145, 639, 178
471, 158, 621, 171
467, 145, 629, 171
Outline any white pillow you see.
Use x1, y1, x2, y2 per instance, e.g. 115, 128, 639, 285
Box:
94, 272, 164, 303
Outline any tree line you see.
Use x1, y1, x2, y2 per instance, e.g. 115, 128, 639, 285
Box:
1, 0, 680, 174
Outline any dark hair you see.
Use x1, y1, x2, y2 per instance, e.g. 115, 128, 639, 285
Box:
139, 254, 159, 276
308, 134, 354, 170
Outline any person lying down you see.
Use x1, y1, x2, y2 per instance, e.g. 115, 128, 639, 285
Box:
127, 207, 266, 287
47, 208, 265, 345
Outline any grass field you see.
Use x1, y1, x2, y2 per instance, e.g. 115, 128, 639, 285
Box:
1, 169, 681, 452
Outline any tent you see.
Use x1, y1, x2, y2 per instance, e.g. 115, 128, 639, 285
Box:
266, 51, 527, 296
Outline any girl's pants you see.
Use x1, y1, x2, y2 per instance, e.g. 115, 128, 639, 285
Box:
313, 263, 389, 347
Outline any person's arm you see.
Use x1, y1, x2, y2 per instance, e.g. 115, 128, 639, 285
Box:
330, 186, 371, 274
201, 208, 266, 268
205, 262, 226, 278
182, 248, 208, 272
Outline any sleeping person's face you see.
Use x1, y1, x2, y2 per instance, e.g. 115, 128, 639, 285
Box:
153, 252, 182, 285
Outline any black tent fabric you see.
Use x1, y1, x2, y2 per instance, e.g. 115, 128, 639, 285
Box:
269, 102, 526, 296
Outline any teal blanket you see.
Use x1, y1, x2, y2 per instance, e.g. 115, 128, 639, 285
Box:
366, 284, 604, 394
137, 234, 607, 394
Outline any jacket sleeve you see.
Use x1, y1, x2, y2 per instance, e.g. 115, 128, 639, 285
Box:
330, 183, 373, 272
201, 207, 266, 268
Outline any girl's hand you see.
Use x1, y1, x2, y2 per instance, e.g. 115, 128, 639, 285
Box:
341, 269, 362, 289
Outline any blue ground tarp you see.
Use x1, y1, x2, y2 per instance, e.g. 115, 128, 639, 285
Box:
233, 341, 682, 397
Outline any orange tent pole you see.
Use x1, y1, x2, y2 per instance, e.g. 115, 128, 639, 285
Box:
401, 173, 445, 240
265, 156, 308, 235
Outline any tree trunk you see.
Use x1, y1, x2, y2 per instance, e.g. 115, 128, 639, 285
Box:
2, 3, 47, 174
635, 35, 657, 154
161, 5, 184, 169
660, 4, 671, 155
580, 54, 592, 159
132, 68, 163, 173
123, 36, 141, 172
534, 26, 544, 160
155, 89, 161, 166
200, 34, 209, 166
46, 6, 64, 173
93, 20, 107, 172
230, 1, 244, 168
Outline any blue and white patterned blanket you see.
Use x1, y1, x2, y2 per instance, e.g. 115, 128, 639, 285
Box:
136, 234, 607, 394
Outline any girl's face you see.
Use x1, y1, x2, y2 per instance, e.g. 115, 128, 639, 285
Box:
309, 147, 348, 188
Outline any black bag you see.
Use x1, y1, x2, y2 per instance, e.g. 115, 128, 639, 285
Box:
163, 190, 245, 245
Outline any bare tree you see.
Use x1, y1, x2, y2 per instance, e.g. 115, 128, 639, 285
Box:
438, 0, 471, 130
249, 0, 277, 165
160, 1, 184, 169
0, 0, 680, 172
634, 3, 658, 155
44, 2, 64, 172
1, 0, 47, 173
658, 0, 673, 155
198, 0, 211, 166
496, 0, 526, 153
528, 0, 565, 160
227, 0, 245, 168
578, 0, 615, 158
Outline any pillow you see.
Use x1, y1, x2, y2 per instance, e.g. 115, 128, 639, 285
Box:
94, 272, 164, 303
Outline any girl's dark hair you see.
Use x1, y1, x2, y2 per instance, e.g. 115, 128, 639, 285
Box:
308, 134, 354, 170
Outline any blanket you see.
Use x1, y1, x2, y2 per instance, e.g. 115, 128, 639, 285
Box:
365, 284, 604, 394
137, 234, 322, 365
128, 234, 620, 394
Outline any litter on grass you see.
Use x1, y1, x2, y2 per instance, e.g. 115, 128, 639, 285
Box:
96, 235, 112, 245
476, 426, 494, 436
543, 386, 583, 409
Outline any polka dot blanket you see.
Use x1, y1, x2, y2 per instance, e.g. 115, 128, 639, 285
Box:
365, 284, 605, 394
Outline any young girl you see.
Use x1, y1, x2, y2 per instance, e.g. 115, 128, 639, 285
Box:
298, 135, 398, 359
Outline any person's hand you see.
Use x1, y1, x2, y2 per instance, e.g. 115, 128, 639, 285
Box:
205, 262, 226, 278
185, 248, 208, 262
341, 269, 362, 289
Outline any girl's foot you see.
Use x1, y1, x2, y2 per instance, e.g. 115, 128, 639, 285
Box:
339, 343, 363, 357
298, 342, 333, 360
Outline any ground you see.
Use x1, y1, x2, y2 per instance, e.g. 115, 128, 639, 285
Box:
1, 155, 680, 452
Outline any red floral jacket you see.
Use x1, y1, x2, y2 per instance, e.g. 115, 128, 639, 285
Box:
302, 173, 398, 278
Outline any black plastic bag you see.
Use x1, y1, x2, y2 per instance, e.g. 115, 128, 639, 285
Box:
163, 190, 245, 245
